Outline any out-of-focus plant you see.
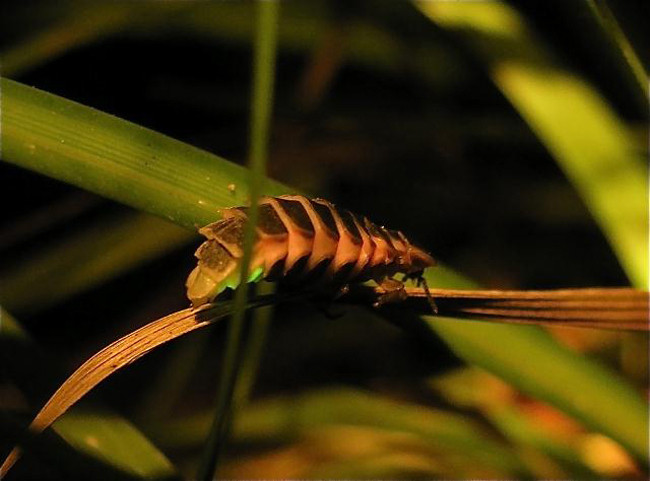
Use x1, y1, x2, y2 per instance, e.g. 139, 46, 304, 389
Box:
1, 0, 647, 479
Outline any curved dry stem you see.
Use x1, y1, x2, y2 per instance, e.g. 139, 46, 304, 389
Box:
0, 298, 274, 477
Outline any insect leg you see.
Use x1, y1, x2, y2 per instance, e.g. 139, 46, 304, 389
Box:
403, 272, 438, 314
373, 277, 408, 308
417, 275, 438, 314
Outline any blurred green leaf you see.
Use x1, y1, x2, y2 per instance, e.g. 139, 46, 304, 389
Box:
151, 388, 528, 477
306, 449, 441, 480
420, 269, 648, 462
434, 321, 648, 463
3, 1, 458, 90
416, 0, 648, 288
2, 2, 140, 77
0, 309, 176, 478
420, 267, 648, 463
487, 406, 598, 478
430, 368, 599, 478
0, 212, 193, 313
53, 410, 175, 480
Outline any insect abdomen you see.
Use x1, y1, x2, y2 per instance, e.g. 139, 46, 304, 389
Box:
186, 195, 435, 307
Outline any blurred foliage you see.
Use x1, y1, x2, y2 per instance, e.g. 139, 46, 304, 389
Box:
1, 0, 647, 479
417, 0, 648, 288
0, 309, 176, 479
405, 264, 648, 462
0, 212, 193, 314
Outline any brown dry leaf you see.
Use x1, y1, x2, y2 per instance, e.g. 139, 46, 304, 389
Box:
0, 299, 271, 477
370, 287, 649, 331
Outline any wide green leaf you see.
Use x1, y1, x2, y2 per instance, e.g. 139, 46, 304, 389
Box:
1, 77, 290, 229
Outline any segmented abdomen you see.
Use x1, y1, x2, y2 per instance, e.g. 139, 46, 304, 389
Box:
186, 195, 435, 307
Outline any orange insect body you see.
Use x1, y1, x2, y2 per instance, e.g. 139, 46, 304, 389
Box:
186, 195, 436, 307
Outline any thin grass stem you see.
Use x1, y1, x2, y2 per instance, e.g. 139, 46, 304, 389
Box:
233, 282, 276, 406
196, 2, 280, 480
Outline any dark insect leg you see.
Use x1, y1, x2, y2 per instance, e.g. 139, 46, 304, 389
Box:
402, 272, 438, 314
416, 274, 438, 314
374, 277, 408, 308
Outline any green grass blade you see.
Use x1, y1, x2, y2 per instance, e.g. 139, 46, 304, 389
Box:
197, 2, 280, 479
0, 309, 176, 479
2, 2, 137, 77
416, 1, 648, 288
232, 282, 276, 406
1, 76, 291, 229
585, 0, 649, 97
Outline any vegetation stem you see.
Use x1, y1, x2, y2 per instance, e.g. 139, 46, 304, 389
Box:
197, 2, 280, 480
